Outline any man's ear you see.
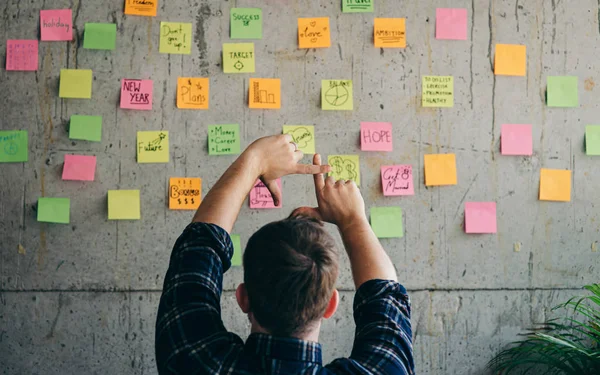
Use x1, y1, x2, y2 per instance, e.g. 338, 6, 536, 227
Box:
236, 283, 250, 314
323, 289, 339, 319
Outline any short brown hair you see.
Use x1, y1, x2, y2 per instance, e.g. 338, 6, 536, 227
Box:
243, 216, 339, 337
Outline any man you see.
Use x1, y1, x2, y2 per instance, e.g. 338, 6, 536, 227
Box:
155, 134, 414, 374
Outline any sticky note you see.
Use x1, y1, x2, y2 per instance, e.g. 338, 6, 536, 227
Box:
381, 165, 414, 196
424, 154, 457, 186
322, 80, 353, 110
298, 18, 331, 48
223, 43, 255, 73
283, 125, 315, 154
209, 124, 241, 155
124, 0, 158, 17
422, 76, 454, 107
371, 207, 403, 238
108, 190, 141, 220
585, 125, 600, 156
120, 79, 153, 110
59, 69, 93, 99
0, 131, 28, 163
249, 78, 281, 109
231, 234, 242, 266
37, 197, 70, 224
465, 202, 497, 234
374, 18, 406, 48
160, 22, 192, 54
6, 40, 38, 71
62, 154, 96, 181
343, 0, 373, 13
539, 169, 571, 202
169, 177, 201, 210
177, 77, 209, 109
83, 23, 117, 50
137, 131, 169, 163
230, 8, 262, 39
361, 122, 392, 152
328, 155, 360, 185
547, 76, 578, 107
250, 179, 282, 208
501, 124, 532, 155
494, 44, 526, 76
436, 8, 467, 40
40, 9, 73, 41
69, 115, 102, 142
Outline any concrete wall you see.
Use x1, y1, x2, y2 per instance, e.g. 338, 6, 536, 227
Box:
1, 0, 598, 374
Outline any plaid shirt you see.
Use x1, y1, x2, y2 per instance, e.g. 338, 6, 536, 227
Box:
156, 222, 414, 374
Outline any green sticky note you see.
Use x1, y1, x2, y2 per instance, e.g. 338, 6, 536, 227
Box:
342, 0, 374, 13
422, 76, 454, 107
0, 130, 28, 162
322, 80, 353, 110
231, 8, 262, 39
208, 124, 241, 155
547, 76, 578, 107
159, 22, 193, 54
223, 43, 255, 73
586, 125, 600, 155
59, 69, 93, 99
37, 197, 70, 224
371, 206, 403, 238
231, 234, 242, 266
328, 155, 360, 185
69, 115, 102, 142
83, 23, 117, 50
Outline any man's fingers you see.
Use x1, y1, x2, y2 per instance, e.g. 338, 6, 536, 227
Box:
292, 149, 305, 162
325, 175, 335, 187
313, 154, 325, 190
263, 179, 282, 207
282, 133, 293, 143
290, 206, 323, 221
295, 163, 330, 175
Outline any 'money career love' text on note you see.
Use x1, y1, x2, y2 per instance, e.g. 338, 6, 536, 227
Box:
208, 124, 241, 155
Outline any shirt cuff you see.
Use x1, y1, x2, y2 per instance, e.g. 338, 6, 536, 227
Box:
353, 279, 409, 311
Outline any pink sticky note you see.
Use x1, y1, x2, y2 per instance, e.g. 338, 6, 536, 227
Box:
381, 165, 414, 196
40, 9, 73, 41
62, 154, 97, 181
6, 40, 38, 71
250, 179, 282, 208
501, 124, 532, 155
120, 79, 153, 110
436, 8, 468, 40
361, 122, 393, 152
465, 202, 497, 234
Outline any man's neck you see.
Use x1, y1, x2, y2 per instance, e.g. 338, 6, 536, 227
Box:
250, 322, 321, 343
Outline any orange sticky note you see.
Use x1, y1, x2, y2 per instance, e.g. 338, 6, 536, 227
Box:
124, 0, 158, 17
298, 18, 330, 48
374, 18, 406, 48
169, 177, 202, 210
177, 77, 209, 109
249, 78, 281, 109
424, 154, 457, 186
494, 44, 526, 76
539, 169, 571, 202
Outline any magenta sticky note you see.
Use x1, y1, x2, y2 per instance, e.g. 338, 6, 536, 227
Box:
6, 40, 38, 71
465, 202, 497, 234
361, 122, 393, 152
40, 9, 73, 41
249, 179, 282, 208
120, 79, 153, 110
62, 154, 97, 181
381, 165, 414, 196
501, 124, 532, 156
436, 8, 468, 40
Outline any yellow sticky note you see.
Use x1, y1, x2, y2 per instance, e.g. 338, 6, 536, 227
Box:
539, 168, 571, 202
298, 17, 331, 48
495, 44, 526, 76
59, 69, 92, 99
424, 154, 457, 186
422, 76, 454, 107
223, 43, 255, 73
328, 155, 360, 185
108, 190, 141, 220
159, 22, 192, 54
124, 0, 158, 17
169, 177, 201, 210
137, 131, 169, 163
177, 77, 209, 109
374, 18, 406, 48
249, 78, 281, 109
283, 125, 315, 154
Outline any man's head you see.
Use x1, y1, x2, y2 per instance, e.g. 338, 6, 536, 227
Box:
236, 216, 339, 338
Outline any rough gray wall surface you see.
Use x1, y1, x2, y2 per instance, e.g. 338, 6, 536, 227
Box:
0, 0, 598, 374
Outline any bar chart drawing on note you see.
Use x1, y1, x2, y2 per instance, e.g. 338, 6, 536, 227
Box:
325, 85, 349, 106
253, 81, 276, 104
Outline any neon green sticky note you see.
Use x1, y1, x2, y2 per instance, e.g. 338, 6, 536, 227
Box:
422, 76, 454, 107
69, 115, 102, 142
283, 125, 315, 154
223, 43, 255, 73
371, 206, 403, 238
231, 8, 262, 39
83, 23, 117, 50
322, 80, 353, 110
137, 131, 169, 163
586, 125, 600, 155
59, 69, 93, 99
231, 234, 242, 266
0, 130, 28, 162
37, 197, 70, 224
108, 190, 140, 220
547, 76, 578, 107
208, 124, 241, 155
328, 155, 360, 185
342, 0, 374, 13
159, 22, 192, 54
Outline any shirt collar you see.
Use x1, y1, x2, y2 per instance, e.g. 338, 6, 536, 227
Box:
245, 333, 323, 364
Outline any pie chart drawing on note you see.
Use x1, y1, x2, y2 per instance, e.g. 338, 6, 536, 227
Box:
325, 85, 349, 106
